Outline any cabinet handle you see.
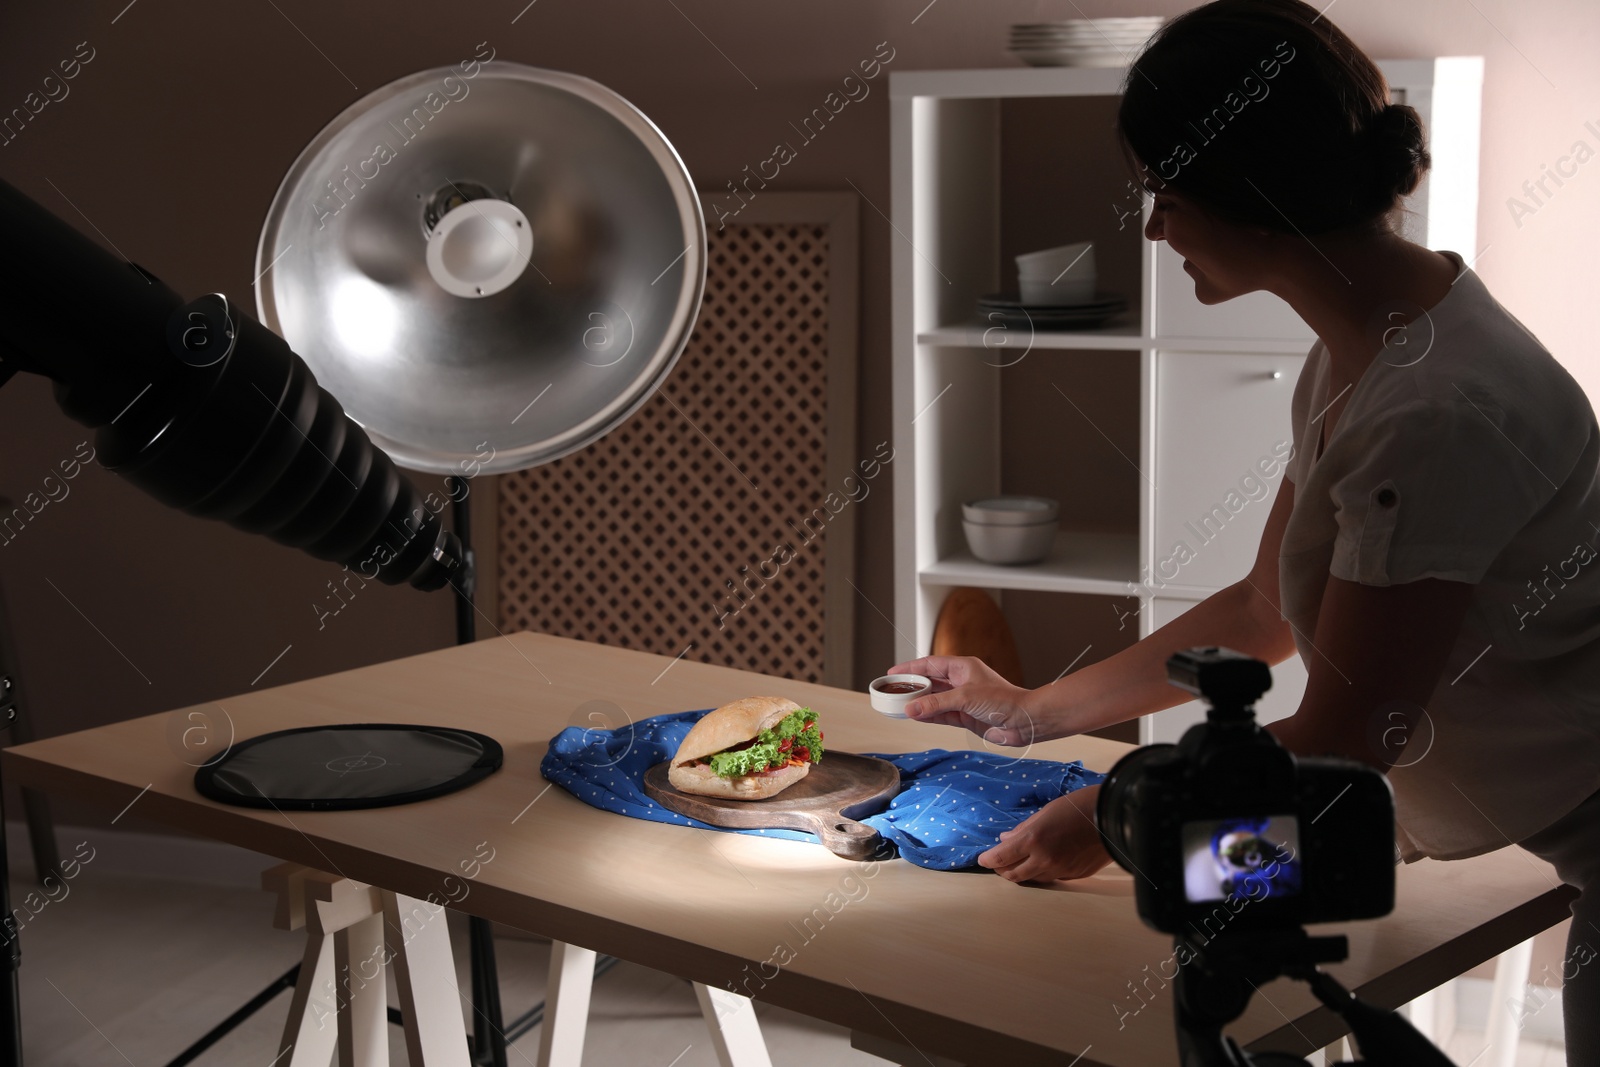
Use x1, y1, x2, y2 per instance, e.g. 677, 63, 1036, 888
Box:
1270, 370, 1282, 379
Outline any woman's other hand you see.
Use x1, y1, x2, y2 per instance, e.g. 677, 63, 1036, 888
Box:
887, 655, 1043, 746
977, 785, 1112, 883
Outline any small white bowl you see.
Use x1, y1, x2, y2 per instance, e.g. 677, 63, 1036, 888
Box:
962, 518, 1056, 565
1015, 241, 1094, 271
1017, 242, 1096, 306
869, 674, 931, 718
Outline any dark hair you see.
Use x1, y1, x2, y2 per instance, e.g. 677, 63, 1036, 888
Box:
1117, 0, 1429, 235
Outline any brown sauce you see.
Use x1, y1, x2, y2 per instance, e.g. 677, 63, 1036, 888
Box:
874, 681, 925, 695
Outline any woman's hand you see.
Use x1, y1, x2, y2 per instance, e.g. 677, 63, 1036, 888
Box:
977, 785, 1112, 883
887, 655, 1046, 746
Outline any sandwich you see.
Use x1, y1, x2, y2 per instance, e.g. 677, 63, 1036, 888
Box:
668, 696, 824, 800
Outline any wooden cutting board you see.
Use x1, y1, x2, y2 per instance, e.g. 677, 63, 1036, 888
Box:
642, 752, 899, 860
931, 587, 1024, 685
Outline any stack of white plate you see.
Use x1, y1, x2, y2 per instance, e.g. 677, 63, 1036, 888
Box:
1008, 18, 1163, 68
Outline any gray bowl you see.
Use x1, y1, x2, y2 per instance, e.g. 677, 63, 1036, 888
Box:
962, 518, 1056, 565
962, 496, 1060, 527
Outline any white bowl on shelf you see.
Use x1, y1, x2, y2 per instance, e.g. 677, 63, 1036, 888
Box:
962, 517, 1057, 565
1017, 243, 1095, 305
1016, 241, 1095, 273
962, 496, 1059, 526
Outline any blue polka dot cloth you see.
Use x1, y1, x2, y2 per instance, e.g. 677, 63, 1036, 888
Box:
540, 710, 1105, 870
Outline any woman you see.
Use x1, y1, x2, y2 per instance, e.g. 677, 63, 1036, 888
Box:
891, 0, 1600, 1058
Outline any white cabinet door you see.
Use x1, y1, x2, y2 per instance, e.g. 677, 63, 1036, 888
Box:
1141, 596, 1309, 744
1151, 350, 1305, 592
1153, 242, 1315, 342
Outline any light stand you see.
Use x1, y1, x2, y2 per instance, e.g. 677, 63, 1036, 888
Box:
251, 61, 706, 1064
0, 675, 23, 1067
444, 488, 628, 1065
443, 487, 509, 1067
2, 55, 703, 1065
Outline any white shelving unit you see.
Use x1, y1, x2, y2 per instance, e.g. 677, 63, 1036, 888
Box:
889, 59, 1483, 744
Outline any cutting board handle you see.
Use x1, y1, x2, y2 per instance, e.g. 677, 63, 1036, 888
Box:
799, 813, 881, 860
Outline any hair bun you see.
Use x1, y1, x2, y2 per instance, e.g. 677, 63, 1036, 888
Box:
1365, 103, 1429, 200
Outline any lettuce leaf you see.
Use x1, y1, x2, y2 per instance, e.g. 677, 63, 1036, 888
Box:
707, 708, 823, 778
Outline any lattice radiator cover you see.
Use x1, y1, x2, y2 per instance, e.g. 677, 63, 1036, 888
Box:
498, 209, 854, 685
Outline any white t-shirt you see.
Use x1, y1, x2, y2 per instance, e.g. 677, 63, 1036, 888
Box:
1280, 249, 1600, 860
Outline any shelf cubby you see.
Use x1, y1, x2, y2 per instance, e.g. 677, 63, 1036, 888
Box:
890, 59, 1483, 743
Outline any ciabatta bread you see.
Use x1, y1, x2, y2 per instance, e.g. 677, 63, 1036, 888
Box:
669, 696, 810, 800
667, 759, 810, 800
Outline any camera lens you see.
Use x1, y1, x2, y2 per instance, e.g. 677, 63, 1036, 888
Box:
1096, 743, 1175, 866
0, 177, 463, 593
97, 298, 463, 591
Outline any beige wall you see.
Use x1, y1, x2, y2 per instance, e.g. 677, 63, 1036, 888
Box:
1, 1, 1596, 832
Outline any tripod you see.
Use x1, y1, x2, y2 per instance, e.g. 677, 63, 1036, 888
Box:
1172, 926, 1455, 1066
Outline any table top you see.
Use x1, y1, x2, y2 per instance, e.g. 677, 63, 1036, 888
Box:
4, 632, 1573, 1066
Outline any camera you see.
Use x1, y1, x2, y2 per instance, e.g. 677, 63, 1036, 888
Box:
1097, 647, 1396, 935
1094, 649, 1455, 1065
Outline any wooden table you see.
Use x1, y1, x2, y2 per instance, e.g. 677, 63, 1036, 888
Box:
3, 633, 1574, 1065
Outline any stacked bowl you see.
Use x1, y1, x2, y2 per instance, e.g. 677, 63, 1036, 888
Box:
961, 496, 1059, 565
1007, 18, 1164, 68
1016, 241, 1095, 306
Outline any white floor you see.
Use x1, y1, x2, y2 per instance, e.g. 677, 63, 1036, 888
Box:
1439, 1031, 1568, 1067
11, 869, 882, 1066
9, 864, 1571, 1065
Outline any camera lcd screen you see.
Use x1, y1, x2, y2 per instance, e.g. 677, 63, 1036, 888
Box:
1181, 815, 1303, 903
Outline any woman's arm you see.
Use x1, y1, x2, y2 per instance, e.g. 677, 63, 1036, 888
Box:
1266, 571, 1474, 770
984, 571, 1473, 883
904, 476, 1302, 742
901, 578, 1295, 743
1039, 473, 1302, 737
1043, 579, 1295, 736
975, 577, 1291, 878
975, 482, 1303, 882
